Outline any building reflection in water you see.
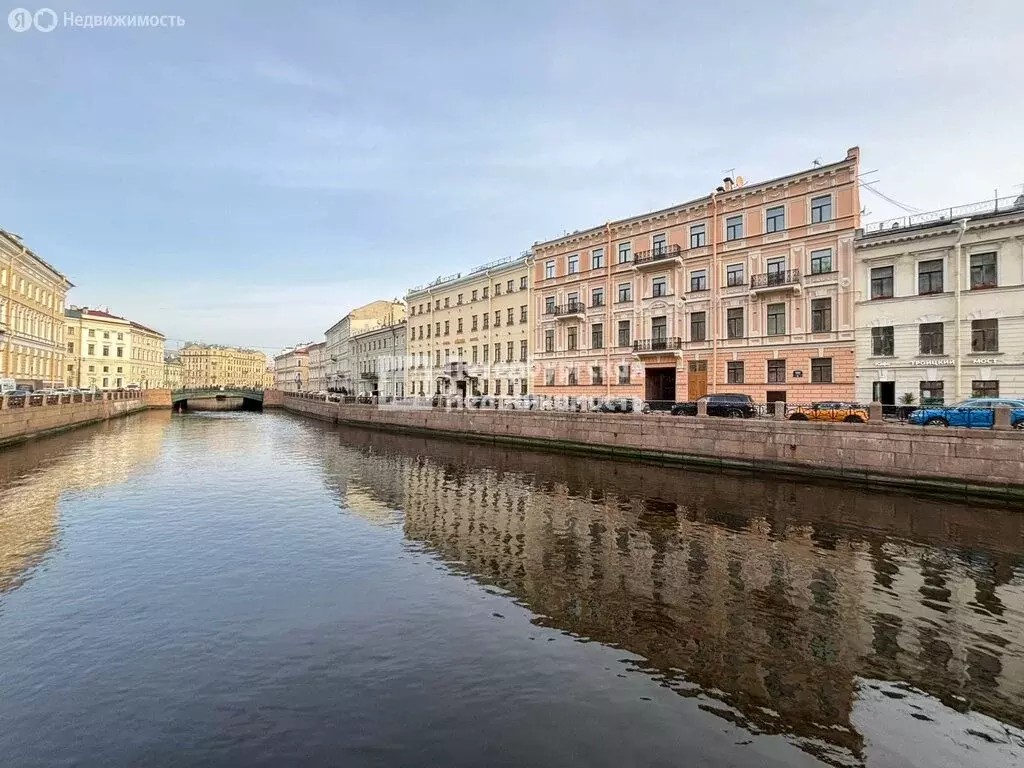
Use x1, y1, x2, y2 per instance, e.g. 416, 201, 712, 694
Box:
0, 411, 170, 596
325, 426, 1024, 767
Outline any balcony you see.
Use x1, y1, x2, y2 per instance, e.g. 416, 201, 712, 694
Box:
633, 337, 683, 355
633, 244, 683, 270
750, 269, 801, 293
545, 301, 586, 320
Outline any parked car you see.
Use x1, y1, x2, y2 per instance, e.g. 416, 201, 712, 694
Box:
671, 394, 756, 418
503, 395, 542, 410
788, 402, 869, 424
907, 398, 1024, 429
597, 397, 648, 414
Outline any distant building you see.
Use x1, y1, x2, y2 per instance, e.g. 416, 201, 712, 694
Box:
273, 344, 315, 392
855, 194, 1024, 405
0, 228, 74, 389
307, 341, 327, 393
65, 307, 164, 390
163, 353, 183, 390
350, 320, 407, 399
324, 300, 406, 393
263, 367, 275, 390
179, 344, 269, 389
129, 321, 166, 389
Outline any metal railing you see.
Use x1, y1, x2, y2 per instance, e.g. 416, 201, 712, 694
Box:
544, 301, 585, 316
633, 244, 682, 265
864, 195, 1024, 234
0, 389, 143, 410
632, 337, 683, 352
751, 269, 800, 288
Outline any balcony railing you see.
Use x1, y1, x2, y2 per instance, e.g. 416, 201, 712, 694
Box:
545, 301, 585, 316
751, 269, 801, 289
633, 244, 682, 266
633, 337, 683, 353
864, 194, 1024, 234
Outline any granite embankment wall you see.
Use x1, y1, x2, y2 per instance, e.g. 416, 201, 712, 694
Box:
0, 389, 168, 449
278, 394, 1024, 501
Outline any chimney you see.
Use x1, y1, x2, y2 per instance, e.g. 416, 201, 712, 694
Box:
722, 177, 734, 192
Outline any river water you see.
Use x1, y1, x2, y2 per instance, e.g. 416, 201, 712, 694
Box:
1, 411, 1022, 767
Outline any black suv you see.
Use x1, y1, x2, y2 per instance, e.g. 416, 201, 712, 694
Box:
671, 393, 756, 419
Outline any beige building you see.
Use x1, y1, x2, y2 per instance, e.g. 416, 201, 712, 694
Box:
1, 228, 74, 389
324, 300, 406, 393
406, 256, 532, 397
273, 344, 314, 392
307, 341, 327, 393
263, 367, 275, 390
65, 307, 133, 390
164, 353, 184, 390
350, 320, 407, 398
179, 344, 269, 389
129, 321, 166, 389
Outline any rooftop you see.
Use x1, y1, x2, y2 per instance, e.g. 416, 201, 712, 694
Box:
860, 194, 1024, 236
407, 252, 531, 295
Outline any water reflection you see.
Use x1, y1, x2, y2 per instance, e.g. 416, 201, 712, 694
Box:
327, 425, 1024, 766
0, 411, 170, 595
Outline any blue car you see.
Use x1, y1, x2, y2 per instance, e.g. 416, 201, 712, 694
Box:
908, 398, 1024, 429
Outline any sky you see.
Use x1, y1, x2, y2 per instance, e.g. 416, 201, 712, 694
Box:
2, 0, 1023, 352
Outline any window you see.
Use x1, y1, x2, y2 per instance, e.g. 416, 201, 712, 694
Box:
102, 345, 110, 356
690, 312, 706, 342
871, 266, 894, 299
810, 249, 832, 274
972, 319, 998, 352
726, 308, 744, 339
727, 361, 744, 384
444, 321, 450, 335
811, 357, 833, 383
544, 329, 554, 352
103, 332, 110, 339
617, 283, 632, 302
545, 296, 556, 314
507, 341, 514, 360
766, 303, 786, 336
591, 366, 603, 385
591, 323, 604, 349
972, 380, 999, 398
493, 311, 501, 327
88, 328, 95, 337
457, 293, 463, 305
618, 364, 630, 385
568, 254, 579, 274
919, 322, 944, 355
918, 259, 944, 295
472, 315, 478, 331
591, 287, 604, 306
483, 345, 489, 363
457, 318, 464, 333
493, 283, 501, 297
768, 359, 786, 383
871, 326, 894, 356
545, 261, 555, 279
507, 308, 514, 325
103, 365, 109, 373
494, 343, 501, 362
67, 342, 74, 353
811, 195, 832, 223
568, 368, 578, 386
482, 379, 489, 394
482, 286, 489, 299
652, 276, 667, 297
618, 242, 632, 263
726, 263, 744, 286
507, 280, 514, 293
920, 380, 944, 405
520, 305, 527, 323
520, 340, 527, 362
765, 205, 785, 233
811, 298, 832, 332
435, 322, 441, 336
443, 298, 449, 308
690, 223, 706, 248
726, 215, 743, 241
472, 346, 478, 364
651, 316, 667, 341
618, 320, 631, 347
689, 270, 707, 292
520, 276, 527, 290
545, 369, 555, 386
970, 253, 997, 289
494, 378, 501, 393
472, 290, 478, 302
592, 248, 604, 269
116, 347, 124, 357
483, 314, 490, 329
652, 233, 667, 254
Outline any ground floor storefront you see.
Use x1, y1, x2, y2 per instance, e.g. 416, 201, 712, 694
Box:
856, 359, 1024, 405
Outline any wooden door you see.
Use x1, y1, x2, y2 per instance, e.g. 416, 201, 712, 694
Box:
687, 361, 708, 399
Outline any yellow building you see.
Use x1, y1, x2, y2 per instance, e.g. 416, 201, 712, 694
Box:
179, 344, 269, 389
406, 255, 532, 397
1, 228, 74, 388
164, 354, 183, 389
263, 367, 275, 390
65, 307, 133, 390
129, 321, 166, 389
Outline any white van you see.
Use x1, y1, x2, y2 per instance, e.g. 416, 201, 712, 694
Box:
0, 378, 17, 395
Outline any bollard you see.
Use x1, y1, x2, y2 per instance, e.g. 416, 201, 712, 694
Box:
994, 405, 1012, 430
773, 401, 786, 420
869, 401, 884, 423
697, 398, 708, 418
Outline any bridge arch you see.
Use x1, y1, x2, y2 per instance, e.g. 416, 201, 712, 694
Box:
171, 389, 265, 412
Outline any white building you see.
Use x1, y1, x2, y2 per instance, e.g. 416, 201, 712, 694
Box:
273, 344, 313, 392
307, 341, 327, 393
854, 196, 1024, 405
324, 300, 405, 394
350, 321, 407, 399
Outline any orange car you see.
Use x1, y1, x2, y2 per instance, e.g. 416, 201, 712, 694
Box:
787, 401, 868, 424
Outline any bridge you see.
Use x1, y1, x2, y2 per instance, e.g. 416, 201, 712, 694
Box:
171, 388, 265, 411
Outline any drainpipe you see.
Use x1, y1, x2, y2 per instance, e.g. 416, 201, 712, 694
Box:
710, 192, 719, 394
953, 218, 968, 400
605, 223, 613, 398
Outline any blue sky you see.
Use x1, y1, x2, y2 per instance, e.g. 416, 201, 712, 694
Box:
2, 0, 1022, 351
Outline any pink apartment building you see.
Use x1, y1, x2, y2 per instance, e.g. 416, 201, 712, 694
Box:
532, 148, 860, 405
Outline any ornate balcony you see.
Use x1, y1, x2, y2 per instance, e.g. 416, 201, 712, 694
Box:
633, 244, 683, 270
750, 269, 801, 293
633, 337, 683, 356
545, 301, 586, 320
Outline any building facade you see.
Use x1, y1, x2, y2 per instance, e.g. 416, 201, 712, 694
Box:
164, 353, 184, 390
263, 367, 275, 390
64, 307, 133, 390
307, 342, 327, 393
406, 256, 532, 397
324, 300, 406, 393
350, 321, 407, 399
531, 149, 861, 405
179, 344, 270, 389
855, 196, 1024, 405
1, 229, 74, 389
273, 344, 313, 392
129, 322, 166, 389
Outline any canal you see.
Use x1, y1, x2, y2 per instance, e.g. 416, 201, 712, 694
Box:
1, 410, 1022, 767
